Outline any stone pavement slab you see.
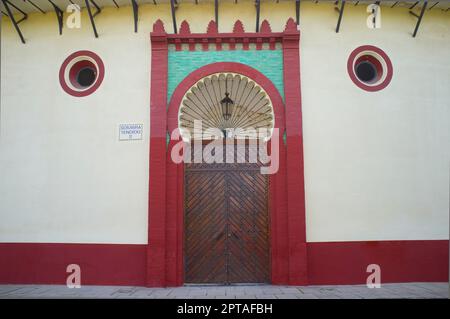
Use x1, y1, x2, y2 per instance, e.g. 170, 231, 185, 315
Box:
0, 283, 447, 299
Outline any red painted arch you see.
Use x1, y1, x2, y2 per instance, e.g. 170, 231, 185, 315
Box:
161, 62, 290, 286
167, 62, 286, 133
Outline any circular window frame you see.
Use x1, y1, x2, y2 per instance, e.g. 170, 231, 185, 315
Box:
59, 50, 104, 97
347, 45, 393, 92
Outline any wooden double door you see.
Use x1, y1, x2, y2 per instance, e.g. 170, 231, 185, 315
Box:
184, 142, 270, 284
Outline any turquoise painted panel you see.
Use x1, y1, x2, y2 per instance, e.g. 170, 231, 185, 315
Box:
167, 49, 284, 102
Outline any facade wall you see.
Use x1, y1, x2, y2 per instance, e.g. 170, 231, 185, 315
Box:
300, 4, 450, 242
0, 7, 160, 244
0, 1, 449, 253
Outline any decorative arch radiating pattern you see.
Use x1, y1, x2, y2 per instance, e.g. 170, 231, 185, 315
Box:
179, 73, 274, 140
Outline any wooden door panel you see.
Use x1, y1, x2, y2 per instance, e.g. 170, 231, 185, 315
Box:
184, 142, 269, 284
185, 171, 227, 283
227, 171, 269, 283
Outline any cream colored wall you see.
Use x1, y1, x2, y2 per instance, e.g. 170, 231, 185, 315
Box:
0, 1, 449, 243
0, 6, 167, 244
300, 3, 450, 242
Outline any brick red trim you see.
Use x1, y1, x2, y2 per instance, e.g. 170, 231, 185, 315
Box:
347, 45, 393, 92
148, 18, 307, 287
59, 50, 104, 97
0, 240, 447, 286
308, 240, 449, 285
147, 20, 168, 287
270, 134, 290, 284
0, 243, 147, 286
282, 18, 307, 285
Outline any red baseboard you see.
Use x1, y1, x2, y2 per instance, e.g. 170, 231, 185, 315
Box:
307, 240, 449, 285
0, 243, 147, 286
0, 240, 447, 286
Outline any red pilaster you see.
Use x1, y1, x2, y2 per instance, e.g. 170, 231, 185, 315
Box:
282, 18, 308, 285
165, 139, 184, 286
147, 20, 168, 287
270, 134, 289, 284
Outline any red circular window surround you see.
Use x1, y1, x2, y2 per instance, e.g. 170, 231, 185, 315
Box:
59, 50, 104, 97
347, 45, 393, 92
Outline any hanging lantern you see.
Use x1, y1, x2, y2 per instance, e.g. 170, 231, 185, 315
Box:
220, 92, 234, 121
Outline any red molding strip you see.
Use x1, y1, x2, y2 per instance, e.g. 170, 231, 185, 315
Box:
167, 33, 284, 40
0, 240, 447, 286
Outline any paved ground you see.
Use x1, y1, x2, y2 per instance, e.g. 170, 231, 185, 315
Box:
0, 283, 447, 299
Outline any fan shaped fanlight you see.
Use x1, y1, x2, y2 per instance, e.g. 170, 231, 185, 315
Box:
179, 73, 275, 140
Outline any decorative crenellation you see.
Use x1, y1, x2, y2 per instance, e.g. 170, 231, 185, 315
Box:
284, 18, 298, 33
207, 20, 219, 35
232, 20, 245, 34
179, 20, 191, 35
152, 19, 298, 52
152, 19, 166, 34
260, 20, 272, 33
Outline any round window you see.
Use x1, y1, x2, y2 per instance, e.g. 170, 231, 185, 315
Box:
59, 51, 104, 97
355, 61, 377, 83
347, 45, 393, 92
76, 67, 96, 87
